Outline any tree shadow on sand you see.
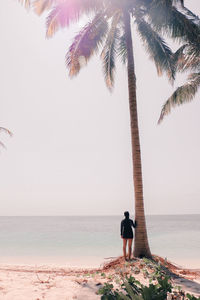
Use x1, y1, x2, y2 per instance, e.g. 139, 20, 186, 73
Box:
153, 255, 200, 296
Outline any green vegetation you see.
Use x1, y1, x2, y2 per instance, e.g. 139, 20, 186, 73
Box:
96, 259, 200, 300
98, 274, 200, 300
98, 275, 171, 300
98, 259, 200, 300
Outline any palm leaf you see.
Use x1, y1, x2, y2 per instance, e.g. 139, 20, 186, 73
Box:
158, 72, 200, 123
173, 44, 187, 63
33, 0, 55, 15
173, 0, 184, 6
180, 46, 200, 72
178, 2, 200, 24
46, 0, 102, 38
148, 4, 200, 47
0, 141, 6, 149
46, 2, 79, 38
66, 13, 108, 77
180, 55, 200, 72
0, 127, 13, 150
136, 18, 175, 81
172, 44, 200, 73
18, 0, 31, 8
101, 11, 121, 90
169, 8, 200, 46
0, 127, 13, 137
172, 44, 188, 72
118, 31, 127, 65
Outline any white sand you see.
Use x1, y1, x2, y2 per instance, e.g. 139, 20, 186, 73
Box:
0, 256, 106, 269
0, 265, 101, 300
0, 257, 199, 299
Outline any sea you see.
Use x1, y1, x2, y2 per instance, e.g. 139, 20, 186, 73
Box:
0, 215, 199, 268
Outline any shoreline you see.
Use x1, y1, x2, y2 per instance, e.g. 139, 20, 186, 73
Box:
0, 254, 199, 269
0, 255, 109, 269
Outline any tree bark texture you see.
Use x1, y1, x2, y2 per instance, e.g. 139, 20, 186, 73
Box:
123, 11, 152, 258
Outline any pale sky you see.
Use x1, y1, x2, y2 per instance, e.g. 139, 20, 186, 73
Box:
0, 0, 200, 216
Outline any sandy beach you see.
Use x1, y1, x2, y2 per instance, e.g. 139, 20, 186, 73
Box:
0, 256, 199, 300
0, 264, 101, 300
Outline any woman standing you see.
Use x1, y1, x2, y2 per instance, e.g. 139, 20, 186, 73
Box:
121, 211, 136, 261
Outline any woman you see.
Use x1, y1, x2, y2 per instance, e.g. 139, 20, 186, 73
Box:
120, 211, 136, 261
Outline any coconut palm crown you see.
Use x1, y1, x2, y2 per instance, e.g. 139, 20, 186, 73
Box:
19, 0, 200, 258
158, 1, 200, 122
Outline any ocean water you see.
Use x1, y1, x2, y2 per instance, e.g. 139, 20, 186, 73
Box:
0, 215, 199, 268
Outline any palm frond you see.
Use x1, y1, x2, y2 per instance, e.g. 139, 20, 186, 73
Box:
173, 44, 187, 61
0, 127, 13, 150
178, 2, 200, 24
169, 7, 200, 46
46, 0, 102, 38
177, 44, 200, 72
0, 127, 13, 137
136, 18, 175, 81
66, 13, 108, 77
148, 4, 200, 47
184, 9, 200, 24
18, 0, 31, 8
173, 44, 200, 72
173, 44, 187, 71
33, 0, 55, 15
118, 30, 127, 65
173, 0, 184, 6
0, 141, 6, 149
158, 72, 200, 123
46, 2, 79, 38
101, 11, 121, 90
180, 55, 200, 73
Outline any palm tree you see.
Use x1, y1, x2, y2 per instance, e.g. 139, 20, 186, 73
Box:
19, 0, 200, 258
158, 2, 200, 122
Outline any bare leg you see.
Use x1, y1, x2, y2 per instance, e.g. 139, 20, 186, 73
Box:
128, 239, 133, 260
123, 239, 127, 260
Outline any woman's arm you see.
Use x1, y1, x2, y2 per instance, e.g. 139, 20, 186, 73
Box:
132, 220, 137, 228
121, 220, 124, 237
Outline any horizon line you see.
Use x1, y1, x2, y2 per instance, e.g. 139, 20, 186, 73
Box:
0, 213, 199, 217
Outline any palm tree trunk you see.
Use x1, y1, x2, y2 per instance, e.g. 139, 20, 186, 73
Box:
123, 11, 152, 258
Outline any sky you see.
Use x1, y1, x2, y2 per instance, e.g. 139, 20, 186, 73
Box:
0, 0, 200, 216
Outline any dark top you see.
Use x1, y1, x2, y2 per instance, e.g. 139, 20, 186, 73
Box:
121, 218, 136, 239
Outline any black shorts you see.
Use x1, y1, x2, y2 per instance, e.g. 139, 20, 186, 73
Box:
122, 233, 133, 239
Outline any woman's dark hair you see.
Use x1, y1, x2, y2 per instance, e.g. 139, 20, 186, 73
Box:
124, 211, 129, 219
